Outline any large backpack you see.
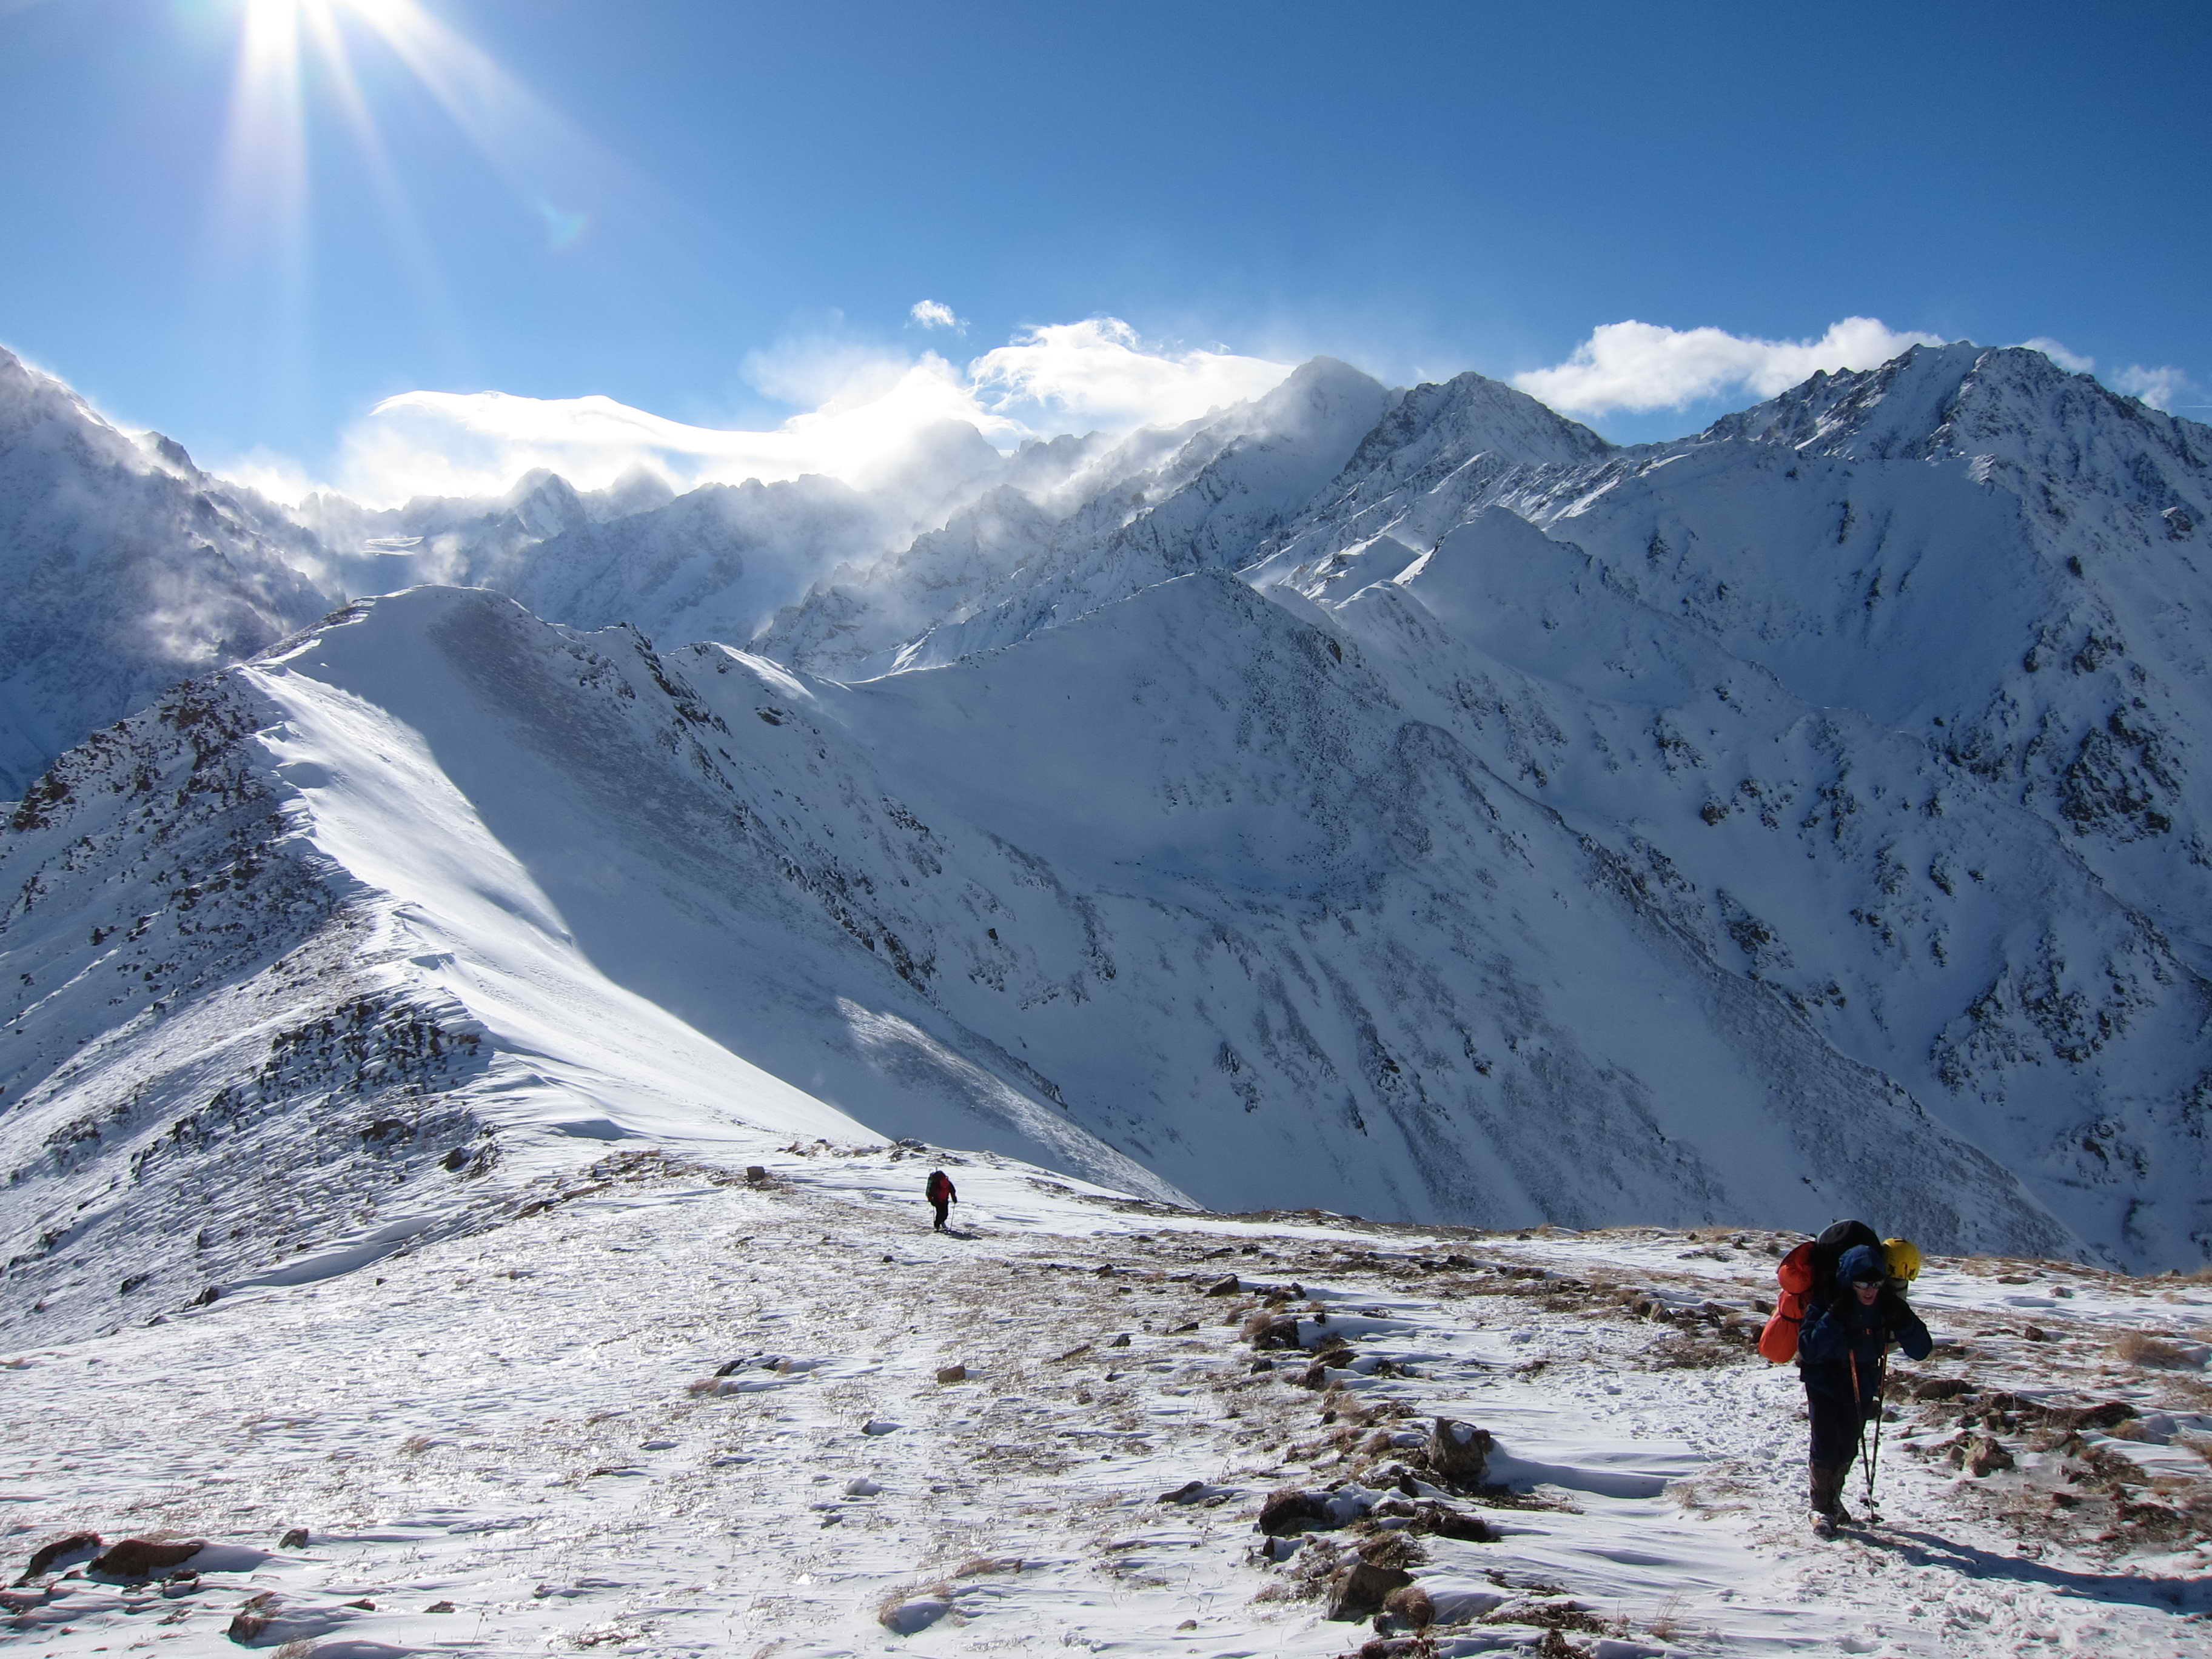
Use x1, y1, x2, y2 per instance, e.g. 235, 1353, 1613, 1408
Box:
926, 1170, 952, 1204
1758, 1218, 1880, 1363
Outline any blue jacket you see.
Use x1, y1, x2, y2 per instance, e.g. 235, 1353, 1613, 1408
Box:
1798, 1245, 1932, 1412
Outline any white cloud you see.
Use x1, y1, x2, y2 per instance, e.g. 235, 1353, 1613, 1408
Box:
2110, 363, 2191, 412
2020, 337, 2096, 374
1513, 317, 1946, 415
970, 318, 1290, 430
908, 299, 964, 332
231, 315, 1296, 508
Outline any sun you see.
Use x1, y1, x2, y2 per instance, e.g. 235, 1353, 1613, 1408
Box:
212, 0, 615, 367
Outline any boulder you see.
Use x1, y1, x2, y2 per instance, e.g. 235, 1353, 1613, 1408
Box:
935, 1364, 968, 1384
1204, 1274, 1241, 1296
91, 1538, 204, 1579
18, 1531, 100, 1582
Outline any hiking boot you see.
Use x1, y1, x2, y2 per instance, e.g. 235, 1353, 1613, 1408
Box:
1808, 1463, 1854, 1533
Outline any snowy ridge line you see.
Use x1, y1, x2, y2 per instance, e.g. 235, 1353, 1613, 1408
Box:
2, 1148, 2206, 1657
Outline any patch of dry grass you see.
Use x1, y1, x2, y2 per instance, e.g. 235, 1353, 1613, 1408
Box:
2113, 1331, 2200, 1369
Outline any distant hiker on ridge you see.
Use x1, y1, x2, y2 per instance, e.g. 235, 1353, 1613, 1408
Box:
1794, 1227, 1931, 1536
925, 1168, 957, 1232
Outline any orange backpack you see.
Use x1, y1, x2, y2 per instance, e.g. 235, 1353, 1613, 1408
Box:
1757, 1240, 1817, 1363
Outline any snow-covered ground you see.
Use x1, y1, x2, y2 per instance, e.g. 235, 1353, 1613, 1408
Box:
5, 1143, 2208, 1657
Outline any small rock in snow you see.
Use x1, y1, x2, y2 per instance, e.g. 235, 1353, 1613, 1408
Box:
879, 1594, 950, 1634
1158, 1479, 1207, 1504
862, 1418, 902, 1436
1204, 1273, 1241, 1296
276, 1527, 309, 1550
935, 1364, 968, 1384
425, 1600, 455, 1613
1425, 1416, 1492, 1487
846, 1476, 882, 1496
1108, 1333, 1131, 1348
1256, 1489, 1333, 1535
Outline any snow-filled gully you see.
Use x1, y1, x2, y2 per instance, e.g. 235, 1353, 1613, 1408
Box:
2, 1148, 2208, 1658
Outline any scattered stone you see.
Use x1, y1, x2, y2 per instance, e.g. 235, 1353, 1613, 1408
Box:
2056, 1400, 2136, 1432
1158, 1480, 1207, 1504
1963, 1434, 2015, 1476
1425, 1417, 1492, 1487
862, 1418, 902, 1436
1108, 1333, 1131, 1348
91, 1538, 204, 1580
1257, 1489, 1334, 1536
1244, 1315, 1304, 1350
744, 1165, 769, 1185
1168, 1321, 1199, 1334
425, 1600, 456, 1614
277, 1527, 309, 1550
1204, 1274, 1241, 1296
1373, 1498, 1493, 1541
1326, 1560, 1413, 1621
934, 1364, 968, 1384
846, 1476, 883, 1496
2023, 1324, 2049, 1342
19, 1532, 101, 1583
345, 1598, 377, 1610
193, 1286, 221, 1306
227, 1590, 276, 1642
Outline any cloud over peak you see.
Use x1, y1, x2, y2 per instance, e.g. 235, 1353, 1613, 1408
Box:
1513, 317, 1947, 415
238, 316, 1296, 508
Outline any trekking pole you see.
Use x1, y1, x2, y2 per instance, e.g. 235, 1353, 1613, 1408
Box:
1863, 1357, 1886, 1517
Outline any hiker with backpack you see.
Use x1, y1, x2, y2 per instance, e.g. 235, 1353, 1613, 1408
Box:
925, 1168, 957, 1232
1760, 1221, 1931, 1537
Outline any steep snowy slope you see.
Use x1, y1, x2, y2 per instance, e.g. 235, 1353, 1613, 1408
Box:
0, 589, 1181, 1344
1229, 352, 2212, 1267
0, 348, 334, 798
1301, 508, 2211, 1265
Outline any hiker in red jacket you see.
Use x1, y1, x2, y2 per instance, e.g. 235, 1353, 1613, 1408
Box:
925, 1169, 956, 1232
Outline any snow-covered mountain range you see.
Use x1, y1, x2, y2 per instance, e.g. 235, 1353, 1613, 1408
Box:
4, 337, 2210, 1339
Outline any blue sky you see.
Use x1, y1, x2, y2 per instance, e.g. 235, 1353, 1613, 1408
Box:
1, 0, 2205, 501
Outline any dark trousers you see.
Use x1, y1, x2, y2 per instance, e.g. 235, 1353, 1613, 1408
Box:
1805, 1375, 1864, 1472
931, 1199, 949, 1230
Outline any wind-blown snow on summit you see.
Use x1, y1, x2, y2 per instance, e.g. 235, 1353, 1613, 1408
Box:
0, 348, 333, 797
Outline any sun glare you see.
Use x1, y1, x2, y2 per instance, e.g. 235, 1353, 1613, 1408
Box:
211, 0, 625, 391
